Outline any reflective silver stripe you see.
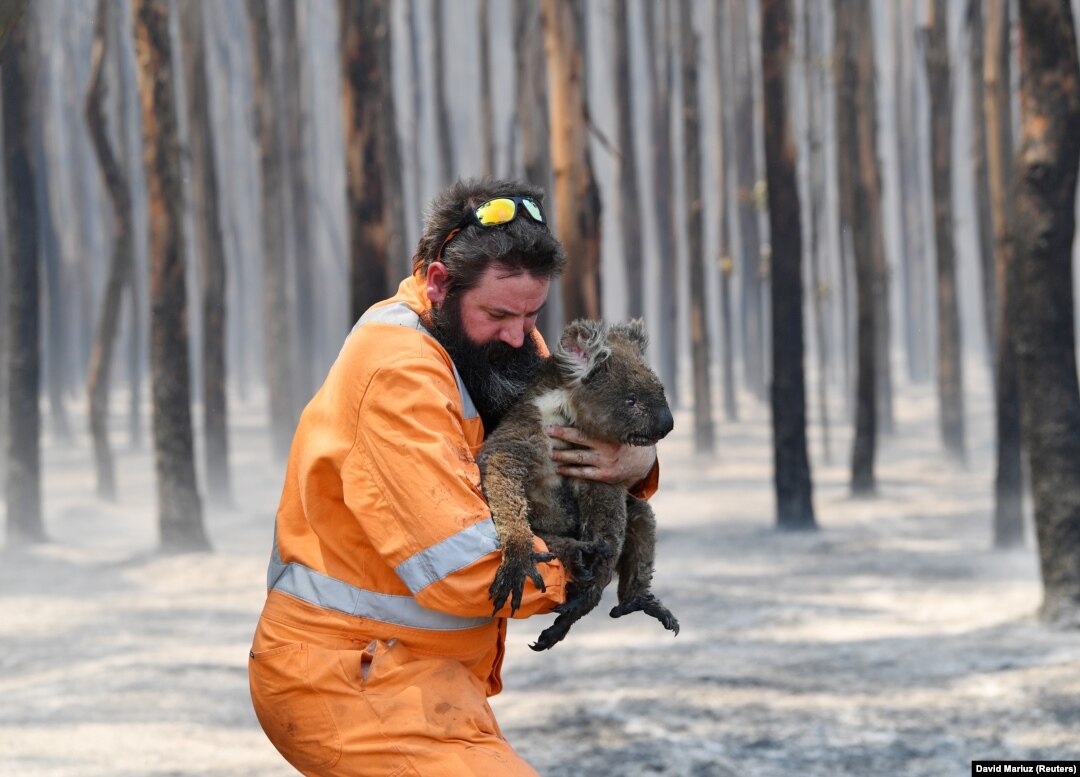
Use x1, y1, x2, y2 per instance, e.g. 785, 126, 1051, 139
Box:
352, 301, 479, 421
394, 518, 500, 593
267, 539, 493, 631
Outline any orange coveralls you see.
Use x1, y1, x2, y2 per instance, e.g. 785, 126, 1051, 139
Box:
249, 273, 658, 776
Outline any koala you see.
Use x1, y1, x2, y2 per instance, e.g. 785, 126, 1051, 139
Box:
477, 318, 679, 651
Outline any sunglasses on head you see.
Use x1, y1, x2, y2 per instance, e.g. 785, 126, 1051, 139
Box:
436, 196, 547, 263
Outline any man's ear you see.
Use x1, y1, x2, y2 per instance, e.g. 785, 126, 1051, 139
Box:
426, 262, 451, 305
555, 319, 610, 384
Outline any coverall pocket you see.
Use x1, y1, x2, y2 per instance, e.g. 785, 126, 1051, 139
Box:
249, 642, 342, 772
364, 640, 502, 741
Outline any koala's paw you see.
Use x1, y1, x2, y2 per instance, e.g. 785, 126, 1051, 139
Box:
610, 593, 680, 636
565, 538, 613, 586
489, 550, 556, 616
530, 613, 575, 651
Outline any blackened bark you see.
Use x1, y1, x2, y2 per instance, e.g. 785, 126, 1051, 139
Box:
761, 0, 815, 530
85, 0, 134, 501
732, 0, 766, 401
614, 0, 644, 321
715, 0, 738, 422
643, 0, 678, 399
340, 0, 391, 325
478, 0, 494, 176
133, 0, 209, 552
927, 0, 966, 461
968, 0, 997, 377
803, 0, 828, 460
835, 0, 877, 495
985, 0, 1023, 549
513, 0, 557, 339
431, 0, 455, 185
3, 9, 44, 544
248, 0, 296, 461
1013, 0, 1080, 625
180, 0, 231, 507
541, 0, 602, 322
680, 0, 713, 454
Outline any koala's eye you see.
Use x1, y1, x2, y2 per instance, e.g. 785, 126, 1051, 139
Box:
624, 395, 638, 407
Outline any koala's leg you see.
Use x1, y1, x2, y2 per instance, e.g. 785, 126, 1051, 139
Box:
531, 484, 624, 651
609, 498, 679, 635
479, 449, 554, 617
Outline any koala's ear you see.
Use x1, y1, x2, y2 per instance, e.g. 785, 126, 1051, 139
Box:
555, 319, 611, 384
610, 318, 649, 355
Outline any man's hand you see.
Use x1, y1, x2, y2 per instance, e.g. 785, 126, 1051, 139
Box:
546, 425, 657, 489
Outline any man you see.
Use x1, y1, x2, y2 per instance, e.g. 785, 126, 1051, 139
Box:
249, 179, 659, 776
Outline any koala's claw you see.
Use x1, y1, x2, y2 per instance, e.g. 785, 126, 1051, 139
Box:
566, 539, 613, 585
610, 594, 680, 635
489, 551, 556, 616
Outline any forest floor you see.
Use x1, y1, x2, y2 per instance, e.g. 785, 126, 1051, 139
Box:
1, 373, 1078, 776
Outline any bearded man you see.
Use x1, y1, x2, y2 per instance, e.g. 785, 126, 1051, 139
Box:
248, 179, 660, 776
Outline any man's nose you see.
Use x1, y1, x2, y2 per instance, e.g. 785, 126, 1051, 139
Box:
499, 322, 527, 348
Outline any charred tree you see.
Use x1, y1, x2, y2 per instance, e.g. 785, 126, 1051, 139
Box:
762, 0, 815, 530
279, 1, 317, 403
431, 0, 455, 185
614, 0, 644, 321
968, 0, 997, 375
541, 0, 602, 322
835, 0, 879, 494
732, 0, 766, 401
0, 0, 27, 55
985, 0, 1023, 549
514, 0, 557, 339
248, 0, 296, 461
341, 0, 392, 324
1013, 0, 1080, 624
3, 7, 44, 544
803, 0, 829, 460
926, 0, 966, 461
715, 0, 738, 422
643, 0, 678, 398
85, 0, 133, 500
680, 0, 714, 454
478, 0, 494, 176
133, 0, 209, 552
180, 0, 231, 507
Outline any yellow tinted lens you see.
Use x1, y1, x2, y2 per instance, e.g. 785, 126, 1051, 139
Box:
476, 198, 516, 226
521, 198, 543, 222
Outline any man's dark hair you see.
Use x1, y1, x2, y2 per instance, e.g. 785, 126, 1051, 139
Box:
412, 178, 567, 295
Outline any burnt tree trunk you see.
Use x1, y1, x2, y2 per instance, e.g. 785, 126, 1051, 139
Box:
803, 0, 829, 460
248, 0, 296, 461
0, 0, 27, 55
614, 0, 644, 321
680, 0, 714, 454
927, 0, 966, 461
968, 0, 997, 376
85, 0, 134, 501
133, 0, 209, 552
513, 0, 557, 340
836, 0, 879, 495
733, 0, 766, 401
985, 0, 1023, 549
643, 0, 678, 399
341, 0, 392, 325
1013, 0, 1080, 625
762, 0, 815, 530
180, 0, 231, 507
3, 7, 44, 544
431, 0, 455, 186
541, 0, 602, 323
715, 0, 738, 422
478, 0, 494, 176
279, 1, 317, 402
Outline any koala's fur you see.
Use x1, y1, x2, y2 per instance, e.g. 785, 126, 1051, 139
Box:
477, 319, 679, 650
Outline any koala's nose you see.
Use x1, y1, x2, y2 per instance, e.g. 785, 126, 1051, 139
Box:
656, 406, 674, 438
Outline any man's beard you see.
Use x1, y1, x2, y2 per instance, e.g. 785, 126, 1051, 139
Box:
426, 294, 544, 433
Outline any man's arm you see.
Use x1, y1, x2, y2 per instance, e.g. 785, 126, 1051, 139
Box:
344, 358, 567, 619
